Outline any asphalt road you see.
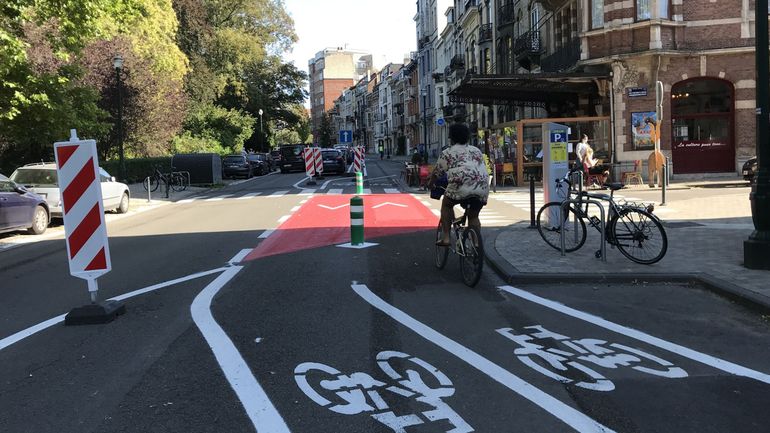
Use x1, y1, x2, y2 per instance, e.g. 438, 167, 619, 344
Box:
1, 158, 769, 433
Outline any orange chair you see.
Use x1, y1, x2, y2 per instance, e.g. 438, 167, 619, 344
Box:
500, 162, 515, 186
621, 159, 644, 186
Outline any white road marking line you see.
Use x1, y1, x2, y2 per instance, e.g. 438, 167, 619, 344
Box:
290, 206, 301, 212
351, 284, 616, 433
269, 190, 289, 197
177, 198, 197, 204
499, 285, 770, 385
278, 215, 290, 223
192, 251, 290, 433
372, 202, 408, 209
363, 188, 372, 195
236, 193, 261, 200
258, 229, 275, 239
299, 189, 316, 196
292, 177, 310, 190
431, 209, 441, 217
0, 268, 227, 352
384, 188, 400, 194
327, 188, 343, 195
205, 194, 233, 202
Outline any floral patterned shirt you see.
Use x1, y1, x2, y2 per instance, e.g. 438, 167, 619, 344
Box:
435, 144, 489, 202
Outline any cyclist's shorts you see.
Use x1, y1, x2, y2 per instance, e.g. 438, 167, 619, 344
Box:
445, 196, 486, 211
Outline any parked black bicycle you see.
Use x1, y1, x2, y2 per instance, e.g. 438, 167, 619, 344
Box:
536, 168, 668, 264
143, 167, 188, 192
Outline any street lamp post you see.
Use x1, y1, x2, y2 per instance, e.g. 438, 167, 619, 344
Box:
113, 54, 124, 181
745, 0, 770, 269
421, 88, 428, 163
258, 108, 263, 151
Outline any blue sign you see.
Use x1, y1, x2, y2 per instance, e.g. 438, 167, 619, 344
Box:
436, 118, 445, 126
339, 130, 353, 143
550, 130, 568, 143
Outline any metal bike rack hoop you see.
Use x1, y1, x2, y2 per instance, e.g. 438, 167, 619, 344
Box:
559, 198, 607, 263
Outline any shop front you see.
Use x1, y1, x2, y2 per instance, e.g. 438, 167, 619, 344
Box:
670, 78, 735, 174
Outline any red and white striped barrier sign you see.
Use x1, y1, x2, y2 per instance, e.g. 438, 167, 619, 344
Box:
353, 146, 367, 176
304, 147, 316, 177
313, 147, 323, 174
54, 132, 111, 280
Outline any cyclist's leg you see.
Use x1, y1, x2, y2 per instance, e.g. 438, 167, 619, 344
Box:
465, 199, 483, 238
437, 197, 456, 246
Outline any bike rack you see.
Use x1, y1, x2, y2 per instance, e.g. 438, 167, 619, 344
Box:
559, 197, 607, 263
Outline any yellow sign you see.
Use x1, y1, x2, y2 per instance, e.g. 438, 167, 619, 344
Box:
550, 142, 567, 162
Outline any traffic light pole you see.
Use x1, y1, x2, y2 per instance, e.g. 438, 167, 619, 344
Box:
744, 0, 770, 269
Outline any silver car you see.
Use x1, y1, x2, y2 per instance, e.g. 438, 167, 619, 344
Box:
10, 163, 130, 218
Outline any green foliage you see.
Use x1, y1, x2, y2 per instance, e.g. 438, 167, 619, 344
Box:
180, 102, 255, 154
101, 156, 172, 184
318, 113, 333, 148
170, 132, 226, 155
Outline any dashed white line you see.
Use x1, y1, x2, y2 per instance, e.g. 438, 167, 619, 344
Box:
363, 188, 372, 195
384, 188, 400, 194
177, 198, 197, 204
277, 215, 290, 223
290, 206, 301, 212
205, 194, 233, 202
236, 192, 261, 200
431, 209, 441, 217
328, 188, 343, 195
258, 229, 275, 239
269, 190, 289, 197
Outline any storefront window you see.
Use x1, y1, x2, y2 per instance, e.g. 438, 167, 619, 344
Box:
671, 79, 732, 115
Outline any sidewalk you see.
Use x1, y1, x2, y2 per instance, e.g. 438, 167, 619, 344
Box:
481, 181, 770, 312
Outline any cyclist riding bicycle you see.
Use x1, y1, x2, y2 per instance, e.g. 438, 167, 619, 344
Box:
428, 123, 489, 246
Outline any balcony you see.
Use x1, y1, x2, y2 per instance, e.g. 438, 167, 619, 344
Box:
514, 30, 543, 70
479, 24, 493, 44
432, 72, 445, 82
497, 4, 515, 28
540, 38, 581, 72
449, 54, 465, 71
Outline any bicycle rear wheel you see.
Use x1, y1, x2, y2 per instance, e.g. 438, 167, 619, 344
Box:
169, 174, 184, 192
460, 226, 484, 287
434, 223, 449, 269
536, 202, 587, 252
610, 208, 667, 264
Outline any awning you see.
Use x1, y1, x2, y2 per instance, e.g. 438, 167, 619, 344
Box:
448, 71, 610, 106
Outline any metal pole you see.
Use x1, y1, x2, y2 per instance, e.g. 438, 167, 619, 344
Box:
661, 161, 667, 206
529, 175, 536, 228
116, 66, 124, 182
745, 0, 770, 269
423, 90, 428, 164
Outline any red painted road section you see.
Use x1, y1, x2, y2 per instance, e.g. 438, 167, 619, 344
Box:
244, 194, 438, 261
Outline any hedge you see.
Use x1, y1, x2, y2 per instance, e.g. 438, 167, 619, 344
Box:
101, 157, 173, 184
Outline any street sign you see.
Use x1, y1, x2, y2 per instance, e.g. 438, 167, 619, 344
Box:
339, 130, 353, 143
437, 118, 445, 126
627, 87, 647, 97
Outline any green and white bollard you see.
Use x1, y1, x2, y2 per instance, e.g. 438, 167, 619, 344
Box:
350, 196, 364, 246
355, 171, 364, 195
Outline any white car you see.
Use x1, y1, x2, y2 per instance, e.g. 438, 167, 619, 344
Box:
10, 162, 130, 218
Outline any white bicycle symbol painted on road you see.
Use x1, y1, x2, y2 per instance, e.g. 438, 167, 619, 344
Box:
497, 325, 688, 391
294, 350, 473, 433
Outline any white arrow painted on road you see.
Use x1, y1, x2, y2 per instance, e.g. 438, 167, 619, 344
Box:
318, 204, 349, 210
372, 202, 408, 209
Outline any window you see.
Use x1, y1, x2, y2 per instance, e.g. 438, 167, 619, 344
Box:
637, 0, 671, 20
530, 3, 540, 30
591, 0, 604, 29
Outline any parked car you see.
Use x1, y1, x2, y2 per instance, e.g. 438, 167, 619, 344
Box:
743, 156, 757, 184
9, 163, 129, 219
0, 173, 50, 235
246, 154, 269, 176
321, 149, 347, 175
334, 144, 353, 164
222, 155, 253, 178
270, 149, 281, 167
279, 144, 307, 173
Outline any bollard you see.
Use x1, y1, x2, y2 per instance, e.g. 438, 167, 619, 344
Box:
350, 196, 364, 245
355, 171, 364, 195
146, 177, 151, 203
529, 175, 536, 228
661, 163, 667, 206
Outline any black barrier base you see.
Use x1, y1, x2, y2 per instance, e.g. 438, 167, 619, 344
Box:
65, 300, 126, 326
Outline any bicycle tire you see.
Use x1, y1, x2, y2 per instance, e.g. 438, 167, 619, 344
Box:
170, 174, 184, 192
174, 173, 188, 191
610, 207, 667, 264
536, 202, 587, 253
143, 176, 160, 192
460, 226, 484, 287
435, 223, 449, 269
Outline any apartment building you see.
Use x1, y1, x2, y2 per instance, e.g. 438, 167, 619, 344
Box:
308, 48, 374, 144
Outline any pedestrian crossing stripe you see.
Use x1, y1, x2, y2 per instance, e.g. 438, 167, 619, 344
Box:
328, 189, 343, 195
205, 194, 233, 202
236, 193, 261, 200
269, 190, 289, 197
384, 188, 399, 194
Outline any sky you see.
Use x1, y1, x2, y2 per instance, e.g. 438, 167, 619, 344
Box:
281, 0, 418, 74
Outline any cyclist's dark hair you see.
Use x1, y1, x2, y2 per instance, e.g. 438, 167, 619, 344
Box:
448, 123, 470, 144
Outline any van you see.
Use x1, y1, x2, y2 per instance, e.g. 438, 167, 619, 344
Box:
279, 144, 306, 173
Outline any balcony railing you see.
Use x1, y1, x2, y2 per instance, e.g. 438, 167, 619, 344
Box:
540, 38, 580, 72
449, 54, 465, 71
514, 30, 542, 55
497, 4, 516, 28
479, 23, 493, 43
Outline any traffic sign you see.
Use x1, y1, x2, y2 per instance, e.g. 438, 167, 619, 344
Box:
339, 130, 353, 143
437, 118, 445, 126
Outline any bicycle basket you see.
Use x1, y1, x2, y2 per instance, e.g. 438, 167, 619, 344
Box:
430, 174, 447, 200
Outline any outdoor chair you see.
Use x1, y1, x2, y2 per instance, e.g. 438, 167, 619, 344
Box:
500, 162, 515, 186
622, 159, 644, 186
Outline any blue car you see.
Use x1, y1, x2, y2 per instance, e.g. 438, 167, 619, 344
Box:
0, 173, 50, 235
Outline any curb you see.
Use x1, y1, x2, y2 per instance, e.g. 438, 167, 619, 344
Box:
482, 227, 770, 315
